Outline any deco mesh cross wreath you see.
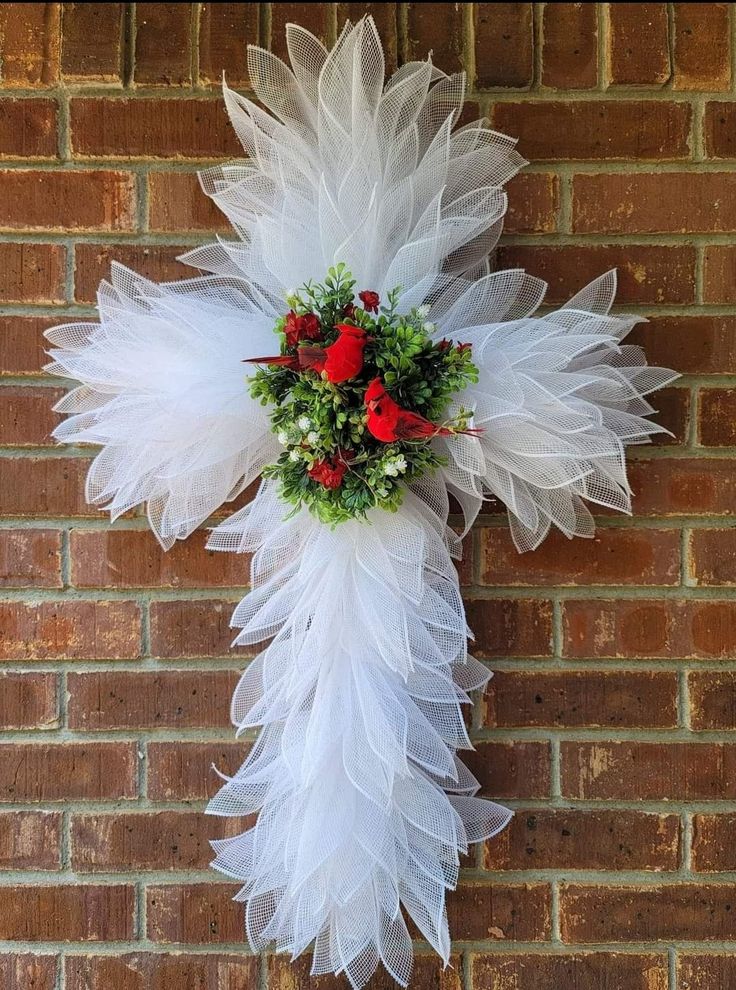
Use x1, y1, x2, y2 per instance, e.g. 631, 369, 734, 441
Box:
46, 18, 676, 989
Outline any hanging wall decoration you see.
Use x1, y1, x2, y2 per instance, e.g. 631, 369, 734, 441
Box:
45, 18, 677, 989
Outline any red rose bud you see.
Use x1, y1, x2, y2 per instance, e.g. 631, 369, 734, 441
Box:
437, 339, 451, 351
308, 457, 348, 490
343, 302, 356, 319
457, 342, 472, 353
284, 310, 322, 348
358, 290, 380, 313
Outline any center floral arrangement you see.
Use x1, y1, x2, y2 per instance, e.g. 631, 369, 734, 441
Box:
248, 264, 479, 523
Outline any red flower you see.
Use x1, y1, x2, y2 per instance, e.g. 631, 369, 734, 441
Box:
343, 302, 356, 319
307, 449, 354, 490
457, 342, 472, 354
284, 311, 322, 348
358, 290, 380, 314
437, 339, 451, 351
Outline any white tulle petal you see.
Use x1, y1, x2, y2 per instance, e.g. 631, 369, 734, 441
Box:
206, 482, 506, 986
45, 268, 280, 548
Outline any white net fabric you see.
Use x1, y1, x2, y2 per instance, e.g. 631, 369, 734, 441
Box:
428, 269, 679, 550
207, 481, 510, 987
186, 17, 525, 305
45, 267, 281, 548
43, 14, 678, 987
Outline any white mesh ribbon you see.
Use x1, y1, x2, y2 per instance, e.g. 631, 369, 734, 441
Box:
45, 15, 676, 989
207, 482, 510, 986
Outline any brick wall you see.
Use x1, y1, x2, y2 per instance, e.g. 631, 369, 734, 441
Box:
0, 3, 734, 988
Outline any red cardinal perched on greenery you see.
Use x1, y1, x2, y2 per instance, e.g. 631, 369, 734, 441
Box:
246, 324, 372, 384
365, 377, 482, 442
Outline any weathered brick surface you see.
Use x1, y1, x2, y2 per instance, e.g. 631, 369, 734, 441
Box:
484, 670, 678, 728
65, 954, 259, 990
607, 4, 671, 86
1, 6, 735, 986
484, 809, 679, 871
67, 670, 238, 730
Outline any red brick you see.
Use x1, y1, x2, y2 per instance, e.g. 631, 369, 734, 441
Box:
0, 672, 58, 729
564, 598, 736, 660
678, 956, 736, 990
484, 809, 680, 871
338, 5, 398, 72
673, 4, 731, 91
703, 245, 736, 302
699, 388, 736, 446
464, 741, 552, 799
480, 527, 680, 587
692, 814, 736, 871
0, 741, 137, 801
0, 316, 56, 375
61, 3, 123, 81
270, 4, 330, 63
689, 671, 736, 730
464, 598, 552, 657
71, 811, 248, 872
74, 243, 191, 304
406, 3, 464, 75
0, 457, 99, 517
70, 529, 250, 588
199, 4, 260, 86
0, 884, 134, 941
0, 954, 56, 990
65, 954, 259, 990
496, 244, 696, 305
484, 670, 678, 729
268, 953, 461, 990
0, 4, 61, 87
147, 882, 244, 943
0, 98, 57, 158
651, 386, 690, 445
0, 170, 135, 232
541, 4, 597, 88
573, 173, 736, 234
492, 102, 690, 161
446, 882, 551, 941
560, 884, 736, 942
67, 669, 237, 730
0, 385, 63, 445
0, 242, 65, 303
0, 600, 140, 661
690, 529, 736, 585
626, 458, 736, 517
629, 316, 736, 374
473, 954, 668, 990
561, 742, 736, 800
135, 3, 192, 86
505, 172, 560, 234
147, 741, 248, 801
148, 171, 229, 231
149, 599, 249, 658
705, 103, 736, 158
0, 529, 62, 588
474, 4, 533, 88
607, 4, 671, 86
70, 98, 241, 158
0, 810, 61, 869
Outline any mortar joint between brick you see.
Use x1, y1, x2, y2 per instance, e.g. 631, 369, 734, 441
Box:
190, 3, 201, 89
550, 878, 561, 942
664, 2, 675, 89
533, 3, 544, 91
550, 737, 561, 799
462, 2, 476, 92
668, 945, 677, 990
682, 811, 693, 872
597, 3, 609, 91
460, 948, 473, 990
123, 3, 136, 89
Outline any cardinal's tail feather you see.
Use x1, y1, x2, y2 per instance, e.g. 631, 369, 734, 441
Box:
206, 481, 510, 988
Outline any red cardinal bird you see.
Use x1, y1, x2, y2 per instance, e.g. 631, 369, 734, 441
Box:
246, 324, 371, 384
365, 378, 483, 442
